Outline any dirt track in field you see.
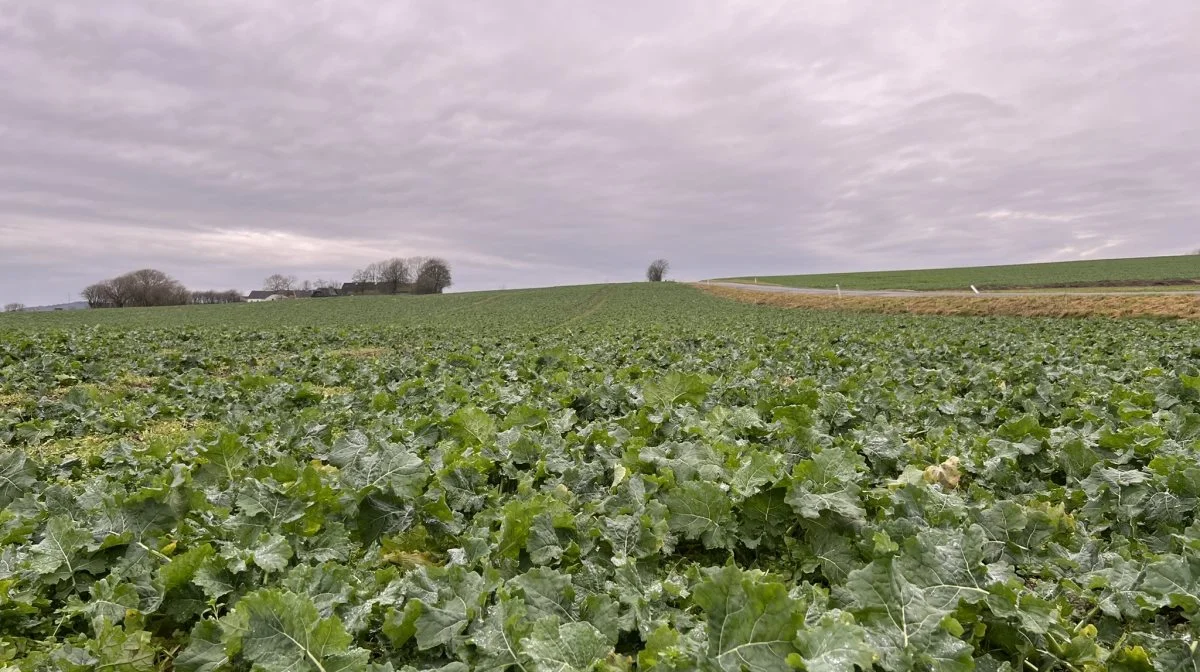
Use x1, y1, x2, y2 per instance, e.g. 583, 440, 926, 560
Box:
700, 282, 1200, 319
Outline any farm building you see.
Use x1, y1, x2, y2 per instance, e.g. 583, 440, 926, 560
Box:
246, 288, 339, 301
246, 291, 287, 302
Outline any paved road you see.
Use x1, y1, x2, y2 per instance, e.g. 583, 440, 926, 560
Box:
701, 281, 1200, 297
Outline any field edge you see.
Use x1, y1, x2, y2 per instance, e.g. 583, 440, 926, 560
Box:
699, 283, 1200, 319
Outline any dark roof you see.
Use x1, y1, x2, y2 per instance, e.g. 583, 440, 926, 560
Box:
339, 282, 414, 294
340, 282, 384, 294
293, 290, 314, 298
247, 290, 281, 299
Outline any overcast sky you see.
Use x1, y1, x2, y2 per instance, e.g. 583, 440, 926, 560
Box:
2, 1, 1198, 305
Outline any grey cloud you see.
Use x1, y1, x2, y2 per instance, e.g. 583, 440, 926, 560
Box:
1, 0, 1198, 304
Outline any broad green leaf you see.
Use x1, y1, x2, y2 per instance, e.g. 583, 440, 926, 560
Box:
450, 407, 497, 446
599, 512, 666, 564
328, 431, 428, 499
237, 588, 368, 672
509, 568, 575, 623
281, 563, 354, 618
639, 441, 724, 482
1142, 555, 1200, 616
839, 552, 976, 671
28, 515, 91, 582
637, 623, 707, 670
198, 432, 250, 481
80, 576, 141, 631
729, 450, 780, 498
643, 373, 709, 408
327, 430, 371, 467
527, 512, 566, 565
786, 447, 866, 522
664, 481, 735, 549
252, 534, 294, 573
0, 450, 37, 507
521, 618, 612, 672
175, 619, 230, 672
693, 565, 803, 671
469, 599, 534, 672
194, 563, 236, 600
897, 526, 995, 605
159, 543, 216, 592
382, 601, 419, 648
349, 449, 427, 499
1152, 639, 1200, 671
412, 596, 469, 650
1080, 554, 1146, 620
793, 611, 877, 672
804, 525, 856, 584
496, 494, 571, 561
740, 489, 791, 549
1107, 645, 1153, 672
88, 621, 158, 671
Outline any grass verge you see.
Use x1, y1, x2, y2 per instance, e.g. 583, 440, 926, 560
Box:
713, 254, 1200, 291
700, 285, 1200, 319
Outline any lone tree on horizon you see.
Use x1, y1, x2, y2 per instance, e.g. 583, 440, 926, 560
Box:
413, 258, 452, 294
263, 274, 297, 292
646, 259, 669, 282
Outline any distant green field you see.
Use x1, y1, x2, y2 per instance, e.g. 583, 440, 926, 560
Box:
716, 254, 1200, 290
0, 284, 705, 331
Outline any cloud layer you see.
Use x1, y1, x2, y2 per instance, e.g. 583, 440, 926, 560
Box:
2, 1, 1198, 303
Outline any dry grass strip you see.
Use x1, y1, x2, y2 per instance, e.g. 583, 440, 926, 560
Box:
700, 286, 1200, 320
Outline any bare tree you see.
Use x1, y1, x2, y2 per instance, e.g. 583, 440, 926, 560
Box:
413, 258, 452, 294
352, 257, 449, 294
351, 262, 384, 285
83, 269, 190, 308
82, 283, 114, 308
122, 269, 191, 306
3, 303, 24, 312
263, 274, 297, 292
379, 258, 412, 294
646, 259, 669, 282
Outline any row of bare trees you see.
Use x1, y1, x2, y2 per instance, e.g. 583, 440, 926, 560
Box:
262, 275, 341, 292
83, 269, 190, 308
350, 257, 452, 294
261, 257, 451, 295
83, 269, 242, 308
189, 290, 245, 305
4, 303, 24, 312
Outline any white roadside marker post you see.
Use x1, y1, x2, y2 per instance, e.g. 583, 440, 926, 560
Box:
971, 285, 980, 295
836, 284, 842, 298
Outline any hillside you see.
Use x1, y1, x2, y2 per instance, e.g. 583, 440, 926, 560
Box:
715, 254, 1200, 291
0, 283, 760, 331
